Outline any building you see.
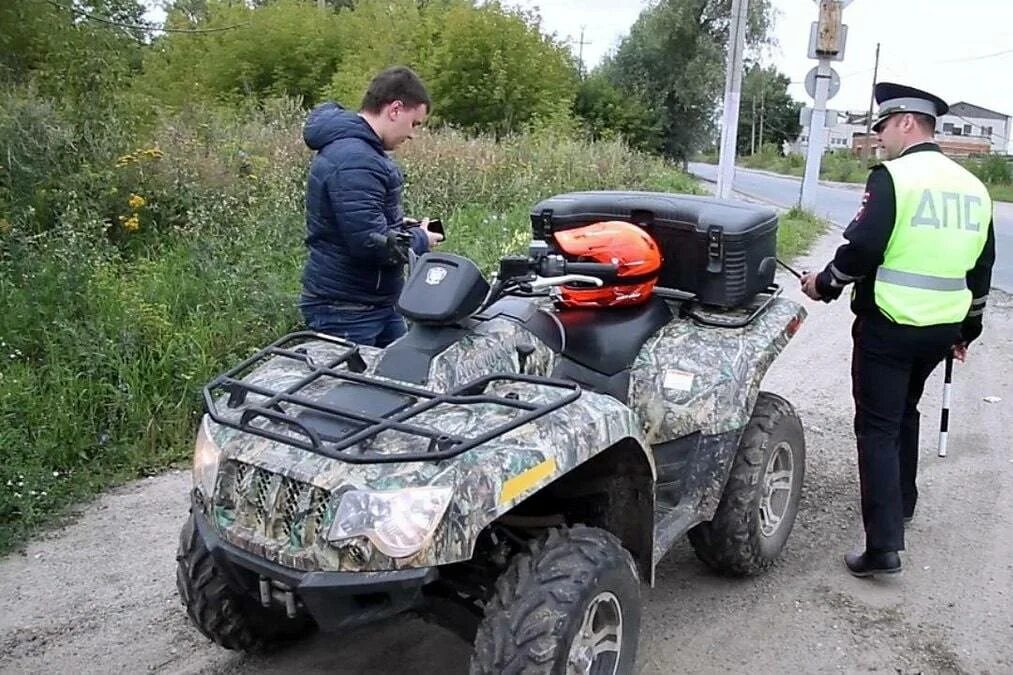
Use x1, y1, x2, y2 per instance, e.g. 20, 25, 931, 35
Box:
791, 101, 1011, 159
787, 109, 869, 156
937, 102, 1010, 155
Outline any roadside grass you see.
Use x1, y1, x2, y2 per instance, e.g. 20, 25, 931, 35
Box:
777, 206, 828, 259
987, 183, 1013, 203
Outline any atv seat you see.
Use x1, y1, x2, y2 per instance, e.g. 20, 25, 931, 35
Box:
556, 295, 672, 376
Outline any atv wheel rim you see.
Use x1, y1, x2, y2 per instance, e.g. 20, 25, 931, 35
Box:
759, 440, 795, 538
566, 591, 623, 675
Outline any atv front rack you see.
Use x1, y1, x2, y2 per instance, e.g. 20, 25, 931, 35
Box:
203, 332, 581, 464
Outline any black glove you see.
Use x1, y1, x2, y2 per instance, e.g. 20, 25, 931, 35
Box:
815, 270, 844, 303
368, 231, 411, 266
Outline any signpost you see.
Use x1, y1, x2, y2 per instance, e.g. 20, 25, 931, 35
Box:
799, 0, 852, 209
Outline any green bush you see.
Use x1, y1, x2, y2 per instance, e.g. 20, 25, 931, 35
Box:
964, 154, 1012, 186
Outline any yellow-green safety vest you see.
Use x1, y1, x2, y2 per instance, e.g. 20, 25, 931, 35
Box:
876, 151, 992, 326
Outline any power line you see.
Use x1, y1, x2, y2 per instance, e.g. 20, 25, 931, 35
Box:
43, 0, 250, 34
932, 47, 1013, 65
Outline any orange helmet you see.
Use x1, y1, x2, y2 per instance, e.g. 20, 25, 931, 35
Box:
552, 221, 662, 308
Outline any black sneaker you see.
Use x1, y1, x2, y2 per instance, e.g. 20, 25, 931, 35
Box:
844, 550, 902, 577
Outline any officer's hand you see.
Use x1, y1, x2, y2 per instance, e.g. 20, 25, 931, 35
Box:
952, 342, 968, 362
800, 271, 822, 301
420, 217, 444, 248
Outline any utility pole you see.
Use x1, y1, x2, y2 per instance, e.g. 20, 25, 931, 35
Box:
318, 0, 326, 9
862, 42, 881, 165
759, 82, 766, 150
751, 96, 757, 155
575, 27, 591, 78
716, 0, 749, 199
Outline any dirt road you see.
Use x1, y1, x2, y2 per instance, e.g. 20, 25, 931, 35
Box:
2, 230, 1011, 674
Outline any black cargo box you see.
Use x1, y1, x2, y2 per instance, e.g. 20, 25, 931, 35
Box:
530, 191, 779, 308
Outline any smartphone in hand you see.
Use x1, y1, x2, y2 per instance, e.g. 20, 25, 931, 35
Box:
427, 218, 445, 239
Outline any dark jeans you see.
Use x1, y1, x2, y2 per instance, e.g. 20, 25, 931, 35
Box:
300, 296, 407, 347
850, 313, 960, 552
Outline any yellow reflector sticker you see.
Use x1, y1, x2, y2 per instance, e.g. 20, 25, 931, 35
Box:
499, 458, 557, 504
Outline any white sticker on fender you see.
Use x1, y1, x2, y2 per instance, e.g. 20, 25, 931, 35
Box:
663, 369, 695, 392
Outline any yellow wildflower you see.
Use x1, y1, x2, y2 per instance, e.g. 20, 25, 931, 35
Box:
123, 215, 140, 232
128, 194, 146, 209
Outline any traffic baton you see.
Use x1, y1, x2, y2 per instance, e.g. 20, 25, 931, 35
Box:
938, 354, 954, 458
777, 258, 803, 280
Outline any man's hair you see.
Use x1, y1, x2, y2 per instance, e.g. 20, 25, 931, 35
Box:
911, 113, 937, 135
360, 66, 431, 114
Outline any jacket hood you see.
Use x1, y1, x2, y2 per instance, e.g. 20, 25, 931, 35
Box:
303, 102, 384, 152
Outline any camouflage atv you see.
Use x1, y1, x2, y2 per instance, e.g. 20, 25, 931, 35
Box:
176, 192, 807, 673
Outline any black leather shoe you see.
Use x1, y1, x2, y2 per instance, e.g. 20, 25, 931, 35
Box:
844, 550, 902, 577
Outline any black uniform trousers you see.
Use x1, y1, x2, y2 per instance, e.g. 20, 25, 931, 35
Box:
850, 312, 961, 552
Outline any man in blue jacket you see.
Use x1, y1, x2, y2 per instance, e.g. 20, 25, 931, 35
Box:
299, 66, 442, 346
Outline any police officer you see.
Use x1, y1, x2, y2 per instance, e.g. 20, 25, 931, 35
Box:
800, 82, 995, 578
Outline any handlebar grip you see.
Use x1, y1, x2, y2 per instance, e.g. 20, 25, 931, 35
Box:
564, 262, 619, 281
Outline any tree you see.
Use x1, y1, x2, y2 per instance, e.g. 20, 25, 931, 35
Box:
426, 3, 578, 137
573, 71, 662, 153
320, 0, 462, 108
0, 0, 145, 98
737, 64, 801, 155
144, 0, 346, 107
607, 0, 772, 163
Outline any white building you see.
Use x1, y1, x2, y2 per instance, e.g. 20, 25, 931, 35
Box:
787, 109, 868, 155
936, 102, 1010, 154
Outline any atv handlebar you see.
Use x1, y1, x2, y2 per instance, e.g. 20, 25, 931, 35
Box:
560, 261, 619, 282
532, 255, 619, 282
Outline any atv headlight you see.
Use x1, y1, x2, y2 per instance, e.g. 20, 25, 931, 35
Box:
327, 487, 453, 558
192, 416, 221, 500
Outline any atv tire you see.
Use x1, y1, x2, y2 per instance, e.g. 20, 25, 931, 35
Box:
175, 514, 314, 652
688, 392, 805, 576
470, 525, 640, 675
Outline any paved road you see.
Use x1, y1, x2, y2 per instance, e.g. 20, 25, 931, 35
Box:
688, 162, 1011, 292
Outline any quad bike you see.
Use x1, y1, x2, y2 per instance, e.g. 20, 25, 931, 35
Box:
176, 191, 807, 673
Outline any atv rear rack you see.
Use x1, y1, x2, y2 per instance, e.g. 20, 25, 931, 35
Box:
203, 332, 581, 464
654, 284, 782, 328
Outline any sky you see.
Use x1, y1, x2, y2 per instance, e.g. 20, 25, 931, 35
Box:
507, 0, 1013, 151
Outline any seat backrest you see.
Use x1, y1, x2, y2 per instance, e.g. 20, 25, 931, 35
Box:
555, 295, 673, 376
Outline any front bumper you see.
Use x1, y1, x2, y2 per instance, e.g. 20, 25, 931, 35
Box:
192, 509, 437, 631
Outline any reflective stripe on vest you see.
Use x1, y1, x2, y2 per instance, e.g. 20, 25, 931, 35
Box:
877, 151, 992, 326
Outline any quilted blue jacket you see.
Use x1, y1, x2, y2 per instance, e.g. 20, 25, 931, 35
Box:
300, 102, 428, 305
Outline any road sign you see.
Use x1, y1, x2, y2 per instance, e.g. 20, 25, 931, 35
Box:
808, 21, 848, 60
800, 107, 840, 127
804, 66, 840, 100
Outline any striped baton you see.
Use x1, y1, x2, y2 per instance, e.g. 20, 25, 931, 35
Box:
938, 354, 954, 458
